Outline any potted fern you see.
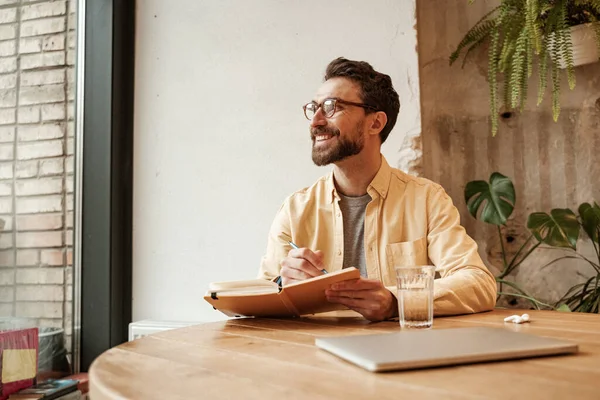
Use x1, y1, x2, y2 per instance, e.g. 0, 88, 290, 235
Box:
450, 0, 600, 136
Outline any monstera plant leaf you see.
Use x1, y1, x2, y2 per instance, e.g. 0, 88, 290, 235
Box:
464, 172, 515, 226
527, 209, 580, 249
578, 202, 600, 244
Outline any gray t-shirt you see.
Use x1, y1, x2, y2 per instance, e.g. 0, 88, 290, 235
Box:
338, 192, 371, 277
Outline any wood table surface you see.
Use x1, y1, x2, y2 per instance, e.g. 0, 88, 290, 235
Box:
89, 309, 600, 399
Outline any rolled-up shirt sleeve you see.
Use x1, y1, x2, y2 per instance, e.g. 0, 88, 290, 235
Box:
426, 185, 497, 316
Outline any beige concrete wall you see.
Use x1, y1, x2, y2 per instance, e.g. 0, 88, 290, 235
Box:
417, 0, 600, 305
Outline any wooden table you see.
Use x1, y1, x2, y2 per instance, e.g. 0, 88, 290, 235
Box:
89, 309, 600, 399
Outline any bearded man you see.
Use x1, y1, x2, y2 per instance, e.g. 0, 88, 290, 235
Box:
258, 57, 497, 321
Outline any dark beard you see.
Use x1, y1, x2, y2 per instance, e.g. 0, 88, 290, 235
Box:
311, 125, 364, 166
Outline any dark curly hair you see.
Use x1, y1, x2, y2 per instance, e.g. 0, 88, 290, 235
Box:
324, 57, 400, 144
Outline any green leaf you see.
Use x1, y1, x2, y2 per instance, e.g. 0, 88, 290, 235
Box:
450, 19, 496, 66
496, 278, 552, 310
578, 202, 600, 243
527, 209, 580, 249
449, 5, 500, 66
526, 0, 542, 54
510, 27, 528, 108
550, 56, 561, 121
558, 1, 576, 90
489, 24, 501, 136
465, 173, 515, 226
556, 303, 571, 312
537, 43, 549, 105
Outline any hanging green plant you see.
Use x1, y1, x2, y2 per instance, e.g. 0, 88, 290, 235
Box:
450, 0, 600, 136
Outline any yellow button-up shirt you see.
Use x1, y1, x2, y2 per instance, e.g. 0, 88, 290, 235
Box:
258, 155, 497, 316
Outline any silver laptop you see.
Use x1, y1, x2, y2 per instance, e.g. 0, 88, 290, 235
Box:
315, 327, 578, 372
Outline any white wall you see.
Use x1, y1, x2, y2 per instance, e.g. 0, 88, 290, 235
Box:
133, 0, 421, 322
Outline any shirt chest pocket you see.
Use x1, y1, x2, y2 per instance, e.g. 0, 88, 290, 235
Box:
385, 237, 429, 270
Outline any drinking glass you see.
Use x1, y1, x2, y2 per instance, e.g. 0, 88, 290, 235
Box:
395, 265, 435, 329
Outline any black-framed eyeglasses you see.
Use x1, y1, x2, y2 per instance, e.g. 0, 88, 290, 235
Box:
302, 97, 378, 120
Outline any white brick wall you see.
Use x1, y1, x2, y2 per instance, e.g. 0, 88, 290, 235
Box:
17, 285, 64, 301
0, 245, 14, 258
0, 163, 11, 179
0, 8, 16, 24
20, 51, 65, 70
43, 33, 65, 51
18, 123, 64, 141
0, 268, 13, 284
0, 285, 13, 301
39, 158, 63, 175
17, 268, 63, 285
17, 106, 39, 123
19, 83, 65, 104
0, 181, 11, 195
0, 73, 16, 88
0, 108, 14, 123
0, 57, 16, 73
0, 40, 16, 56
65, 154, 72, 173
20, 37, 41, 53
0, 143, 14, 159
21, 17, 65, 37
17, 231, 63, 248
16, 301, 63, 318
0, 126, 14, 141
41, 103, 64, 120
17, 249, 39, 266
16, 160, 38, 177
21, 2, 67, 21
21, 69, 64, 85
0, 25, 16, 41
0, 233, 12, 249
16, 177, 63, 195
17, 139, 64, 159
0, 197, 11, 213
16, 195, 63, 213
0, 1, 75, 351
40, 248, 64, 265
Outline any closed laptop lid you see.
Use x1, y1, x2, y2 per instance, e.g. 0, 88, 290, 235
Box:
315, 327, 578, 372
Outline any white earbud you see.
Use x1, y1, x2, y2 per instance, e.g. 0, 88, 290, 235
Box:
504, 313, 531, 324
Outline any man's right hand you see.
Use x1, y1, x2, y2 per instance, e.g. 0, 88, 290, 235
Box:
280, 248, 325, 286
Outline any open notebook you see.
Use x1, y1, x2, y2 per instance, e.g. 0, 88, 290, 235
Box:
204, 267, 360, 318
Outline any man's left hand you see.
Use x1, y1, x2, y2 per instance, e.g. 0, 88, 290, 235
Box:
325, 278, 398, 322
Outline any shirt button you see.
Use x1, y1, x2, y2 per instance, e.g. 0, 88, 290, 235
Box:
337, 212, 341, 217
337, 250, 342, 256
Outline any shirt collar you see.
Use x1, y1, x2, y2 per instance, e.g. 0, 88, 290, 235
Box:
327, 154, 392, 203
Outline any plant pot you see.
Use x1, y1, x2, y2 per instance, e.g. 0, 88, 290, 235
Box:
550, 22, 600, 69
38, 327, 71, 380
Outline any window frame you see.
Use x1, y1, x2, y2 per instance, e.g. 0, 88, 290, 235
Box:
73, 0, 135, 372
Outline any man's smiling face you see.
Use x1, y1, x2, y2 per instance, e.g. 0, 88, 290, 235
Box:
309, 77, 369, 166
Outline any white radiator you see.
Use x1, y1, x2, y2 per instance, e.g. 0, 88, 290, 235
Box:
128, 320, 201, 341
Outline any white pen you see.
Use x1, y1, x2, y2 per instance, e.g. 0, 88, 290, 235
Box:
288, 240, 328, 274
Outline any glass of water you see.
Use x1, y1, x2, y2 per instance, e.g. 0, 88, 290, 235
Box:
395, 265, 435, 329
